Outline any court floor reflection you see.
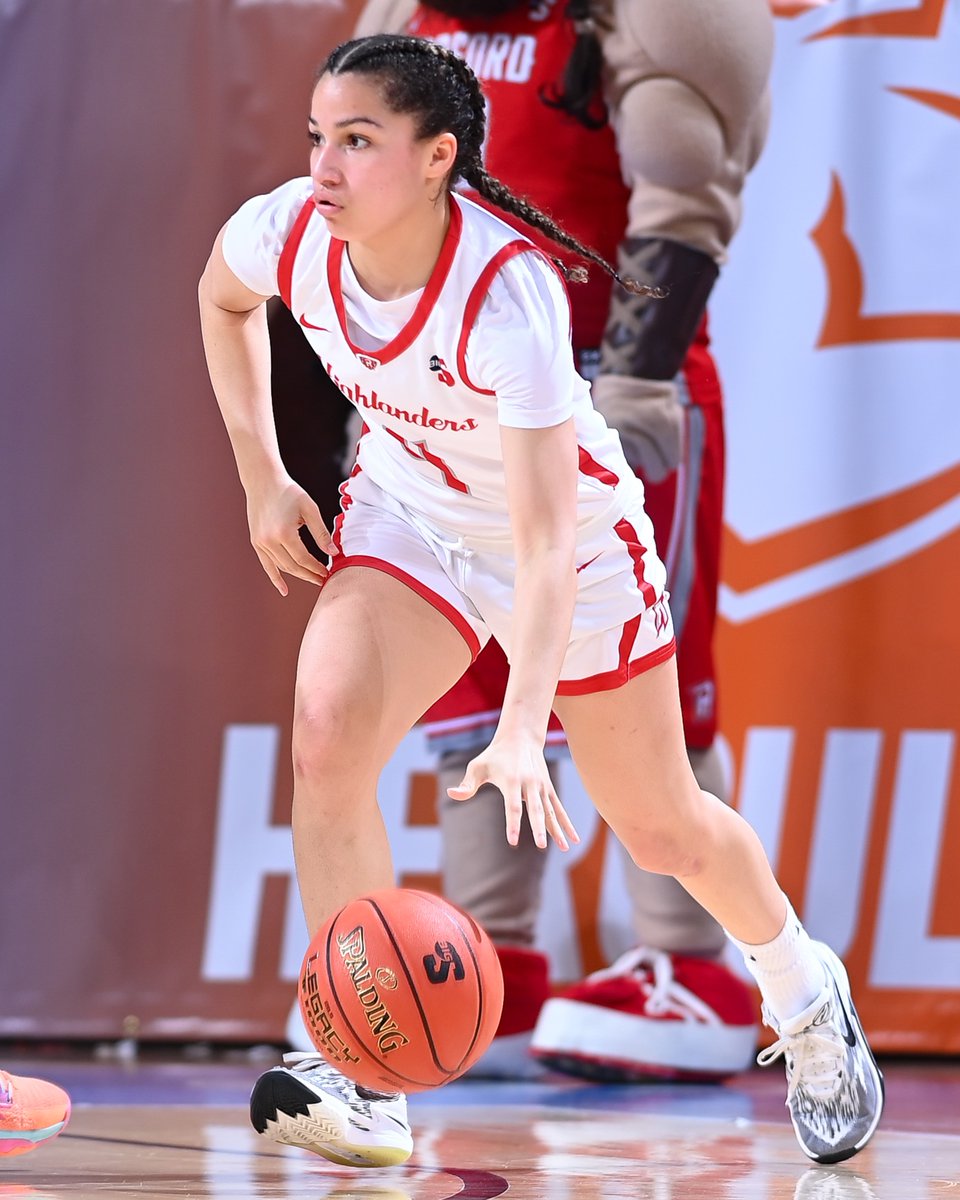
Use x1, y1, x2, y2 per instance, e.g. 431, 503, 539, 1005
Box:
0, 1058, 955, 1200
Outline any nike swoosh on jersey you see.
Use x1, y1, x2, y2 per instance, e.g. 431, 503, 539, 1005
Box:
299, 313, 329, 331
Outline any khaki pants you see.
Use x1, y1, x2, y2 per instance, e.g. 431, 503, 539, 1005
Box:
438, 744, 728, 957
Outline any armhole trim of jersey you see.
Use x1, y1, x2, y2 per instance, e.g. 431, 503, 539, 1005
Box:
457, 242, 572, 395
278, 200, 316, 310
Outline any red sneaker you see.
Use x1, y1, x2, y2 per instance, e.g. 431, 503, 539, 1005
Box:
530, 947, 759, 1082
463, 945, 551, 1079
0, 1070, 71, 1157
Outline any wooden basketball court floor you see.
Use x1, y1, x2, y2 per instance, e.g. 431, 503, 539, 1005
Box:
1, 1054, 957, 1199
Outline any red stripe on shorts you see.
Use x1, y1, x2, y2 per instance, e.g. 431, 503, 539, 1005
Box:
556, 638, 676, 696
614, 517, 658, 608
331, 458, 364, 554
555, 515, 671, 695
326, 554, 482, 661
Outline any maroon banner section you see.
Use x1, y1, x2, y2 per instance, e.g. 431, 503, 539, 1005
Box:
0, 0, 361, 1042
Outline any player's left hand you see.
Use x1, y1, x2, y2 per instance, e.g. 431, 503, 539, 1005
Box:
447, 737, 581, 851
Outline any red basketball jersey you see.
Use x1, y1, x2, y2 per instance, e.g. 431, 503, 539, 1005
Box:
407, 1, 630, 350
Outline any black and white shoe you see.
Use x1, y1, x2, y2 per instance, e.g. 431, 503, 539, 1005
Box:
249, 1053, 413, 1167
758, 942, 884, 1164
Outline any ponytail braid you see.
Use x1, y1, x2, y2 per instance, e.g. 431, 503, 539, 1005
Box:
320, 34, 660, 298
539, 0, 608, 131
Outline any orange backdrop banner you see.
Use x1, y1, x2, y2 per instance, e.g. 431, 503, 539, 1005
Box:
710, 0, 960, 1053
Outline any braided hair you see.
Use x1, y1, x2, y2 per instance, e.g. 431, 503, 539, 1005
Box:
320, 34, 657, 297
540, 0, 608, 130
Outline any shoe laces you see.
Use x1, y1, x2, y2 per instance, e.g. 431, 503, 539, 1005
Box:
758, 1000, 853, 1107
585, 946, 720, 1024
281, 1053, 400, 1116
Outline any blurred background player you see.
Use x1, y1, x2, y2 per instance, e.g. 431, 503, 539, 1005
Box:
0, 1068, 71, 1157
352, 0, 774, 1081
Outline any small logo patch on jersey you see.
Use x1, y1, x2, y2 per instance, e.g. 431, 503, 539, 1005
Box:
429, 354, 455, 387
357, 353, 379, 371
299, 313, 329, 331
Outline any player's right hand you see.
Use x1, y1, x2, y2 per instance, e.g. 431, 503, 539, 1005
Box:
448, 736, 581, 852
246, 477, 337, 596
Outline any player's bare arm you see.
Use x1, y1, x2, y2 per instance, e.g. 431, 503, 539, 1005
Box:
198, 229, 335, 595
449, 419, 581, 853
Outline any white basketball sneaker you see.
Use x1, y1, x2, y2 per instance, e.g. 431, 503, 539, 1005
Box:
758, 943, 884, 1164
249, 1053, 413, 1167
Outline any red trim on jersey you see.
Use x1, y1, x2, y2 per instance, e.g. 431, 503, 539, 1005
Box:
277, 201, 316, 310
578, 445, 620, 487
556, 638, 676, 696
327, 199, 463, 369
614, 516, 658, 608
326, 553, 482, 660
456, 236, 572, 394
331, 457, 364, 553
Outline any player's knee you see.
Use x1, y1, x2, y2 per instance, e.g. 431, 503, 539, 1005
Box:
626, 826, 707, 879
620, 789, 719, 877
292, 695, 361, 783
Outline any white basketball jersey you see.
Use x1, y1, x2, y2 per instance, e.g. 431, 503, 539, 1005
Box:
224, 178, 642, 546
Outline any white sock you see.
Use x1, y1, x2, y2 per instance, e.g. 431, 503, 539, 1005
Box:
727, 897, 828, 1029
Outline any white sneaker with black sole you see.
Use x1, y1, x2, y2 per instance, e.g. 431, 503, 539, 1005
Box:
758, 942, 884, 1164
249, 1053, 413, 1167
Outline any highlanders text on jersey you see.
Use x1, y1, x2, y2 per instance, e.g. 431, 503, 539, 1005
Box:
222, 177, 642, 547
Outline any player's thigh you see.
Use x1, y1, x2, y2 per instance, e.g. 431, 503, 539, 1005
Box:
296, 565, 474, 756
553, 655, 700, 835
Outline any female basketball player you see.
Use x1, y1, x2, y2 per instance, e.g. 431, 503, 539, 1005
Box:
351, 0, 768, 1092
198, 34, 883, 1168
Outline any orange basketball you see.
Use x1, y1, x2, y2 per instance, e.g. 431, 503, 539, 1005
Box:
298, 888, 504, 1094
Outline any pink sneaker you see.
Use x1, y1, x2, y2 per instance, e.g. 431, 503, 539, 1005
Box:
462, 945, 551, 1079
0, 1070, 71, 1157
531, 947, 759, 1082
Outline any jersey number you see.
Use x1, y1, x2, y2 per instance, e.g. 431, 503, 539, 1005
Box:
385, 428, 470, 495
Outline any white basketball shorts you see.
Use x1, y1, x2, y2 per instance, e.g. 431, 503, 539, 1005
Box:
328, 470, 675, 695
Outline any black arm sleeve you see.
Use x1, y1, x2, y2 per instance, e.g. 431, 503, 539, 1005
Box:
599, 238, 720, 381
